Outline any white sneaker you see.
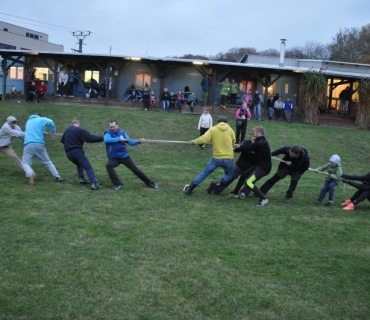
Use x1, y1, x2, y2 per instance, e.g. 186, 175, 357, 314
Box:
226, 193, 239, 199
256, 199, 269, 207
183, 184, 190, 192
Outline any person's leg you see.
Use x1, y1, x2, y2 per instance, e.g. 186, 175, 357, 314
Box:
328, 181, 338, 202
235, 126, 241, 144
33, 144, 60, 177
191, 158, 218, 187
317, 180, 330, 202
257, 104, 262, 120
22, 145, 36, 177
254, 105, 257, 120
121, 156, 153, 185
106, 158, 122, 186
259, 171, 286, 195
72, 151, 98, 183
286, 171, 303, 198
219, 159, 235, 183
352, 190, 370, 206
162, 100, 166, 112
214, 165, 243, 194
241, 122, 247, 141
0, 146, 24, 171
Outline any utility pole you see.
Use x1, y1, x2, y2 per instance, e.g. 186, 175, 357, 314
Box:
71, 31, 91, 53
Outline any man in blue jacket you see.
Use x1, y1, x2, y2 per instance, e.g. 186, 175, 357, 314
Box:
22, 114, 63, 186
61, 119, 103, 190
104, 120, 158, 191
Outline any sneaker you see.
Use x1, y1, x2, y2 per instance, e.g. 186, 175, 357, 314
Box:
238, 192, 246, 200
91, 182, 101, 190
114, 185, 123, 191
341, 199, 352, 206
314, 201, 321, 206
183, 183, 193, 195
343, 203, 355, 211
147, 182, 159, 189
226, 193, 239, 199
79, 178, 89, 185
325, 201, 333, 207
29, 173, 36, 186
256, 198, 269, 207
284, 196, 291, 204
55, 175, 63, 182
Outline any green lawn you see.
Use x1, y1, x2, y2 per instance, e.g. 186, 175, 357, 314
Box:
0, 102, 369, 320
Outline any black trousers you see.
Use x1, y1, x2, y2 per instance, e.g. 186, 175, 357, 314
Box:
235, 121, 247, 144
106, 157, 152, 187
260, 167, 303, 198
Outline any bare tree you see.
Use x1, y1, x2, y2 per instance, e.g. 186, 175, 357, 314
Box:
285, 46, 307, 59
358, 24, 370, 63
211, 47, 257, 62
303, 41, 331, 60
329, 27, 361, 62
257, 48, 279, 57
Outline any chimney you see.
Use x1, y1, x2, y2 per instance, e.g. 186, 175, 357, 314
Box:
279, 39, 287, 67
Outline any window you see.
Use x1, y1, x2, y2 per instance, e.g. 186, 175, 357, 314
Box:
26, 32, 30, 37
0, 43, 16, 49
9, 66, 24, 80
84, 70, 100, 83
135, 73, 152, 88
35, 67, 49, 81
34, 35, 39, 40
4, 28, 8, 32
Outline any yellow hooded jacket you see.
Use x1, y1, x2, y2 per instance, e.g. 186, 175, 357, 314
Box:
193, 122, 236, 159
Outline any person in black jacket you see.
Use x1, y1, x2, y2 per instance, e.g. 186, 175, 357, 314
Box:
61, 119, 104, 190
208, 138, 257, 195
341, 171, 370, 211
235, 126, 272, 206
259, 145, 310, 204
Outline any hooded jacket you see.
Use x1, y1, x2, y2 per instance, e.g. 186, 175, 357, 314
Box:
0, 121, 24, 147
104, 128, 140, 159
193, 122, 235, 159
24, 114, 56, 146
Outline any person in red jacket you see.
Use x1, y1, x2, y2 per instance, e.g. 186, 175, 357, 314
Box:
36, 81, 47, 103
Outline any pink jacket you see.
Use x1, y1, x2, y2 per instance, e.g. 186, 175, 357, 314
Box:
235, 107, 251, 120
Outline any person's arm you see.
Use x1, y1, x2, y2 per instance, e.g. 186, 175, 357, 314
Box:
80, 128, 104, 143
198, 115, 203, 130
1, 125, 25, 138
235, 109, 242, 119
192, 127, 212, 144
271, 146, 289, 157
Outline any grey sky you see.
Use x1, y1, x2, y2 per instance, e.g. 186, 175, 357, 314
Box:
1, 0, 369, 58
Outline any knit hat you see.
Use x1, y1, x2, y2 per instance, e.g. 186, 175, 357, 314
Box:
330, 154, 341, 165
7, 116, 17, 124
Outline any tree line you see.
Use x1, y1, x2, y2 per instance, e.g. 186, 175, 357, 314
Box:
173, 23, 370, 64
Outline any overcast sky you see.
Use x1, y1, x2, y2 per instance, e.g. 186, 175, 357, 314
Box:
1, 0, 369, 58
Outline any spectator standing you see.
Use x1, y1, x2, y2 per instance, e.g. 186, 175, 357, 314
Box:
36, 81, 47, 103
218, 78, 231, 109
229, 79, 239, 106
252, 90, 264, 121
200, 74, 212, 106
161, 88, 170, 112
314, 154, 342, 206
142, 88, 150, 110
283, 97, 293, 123
61, 120, 103, 190
242, 89, 252, 105
197, 108, 213, 149
104, 120, 158, 191
72, 70, 81, 97
150, 91, 156, 108
58, 70, 68, 97
235, 103, 251, 144
266, 96, 274, 120
338, 86, 351, 117
0, 116, 25, 171
274, 96, 284, 121
183, 116, 236, 195
22, 114, 63, 186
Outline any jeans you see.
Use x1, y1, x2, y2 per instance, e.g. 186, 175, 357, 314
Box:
284, 110, 292, 122
317, 180, 338, 202
66, 149, 98, 183
22, 144, 59, 178
192, 157, 234, 186
268, 107, 274, 119
254, 104, 261, 120
339, 99, 348, 114
162, 100, 169, 112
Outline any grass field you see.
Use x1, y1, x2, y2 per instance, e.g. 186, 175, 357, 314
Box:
0, 102, 369, 319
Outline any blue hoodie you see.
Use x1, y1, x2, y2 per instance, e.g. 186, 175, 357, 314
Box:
24, 114, 56, 146
104, 128, 141, 159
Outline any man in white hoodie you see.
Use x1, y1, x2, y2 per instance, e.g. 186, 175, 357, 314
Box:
0, 116, 25, 171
